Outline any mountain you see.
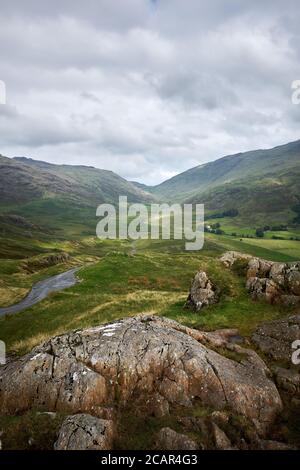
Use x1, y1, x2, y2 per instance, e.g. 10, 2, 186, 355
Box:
0, 155, 156, 242
1, 139, 300, 234
0, 156, 154, 206
149, 140, 300, 224
129, 181, 151, 192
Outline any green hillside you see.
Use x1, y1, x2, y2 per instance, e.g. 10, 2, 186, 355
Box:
0, 155, 154, 206
0, 155, 155, 246
147, 140, 300, 225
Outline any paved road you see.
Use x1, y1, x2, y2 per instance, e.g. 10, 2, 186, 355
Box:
0, 267, 79, 317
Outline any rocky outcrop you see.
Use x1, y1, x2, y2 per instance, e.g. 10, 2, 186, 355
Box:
221, 251, 300, 306
247, 260, 300, 305
220, 251, 252, 268
155, 427, 198, 450
54, 414, 114, 450
185, 271, 219, 311
247, 258, 273, 279
252, 314, 300, 362
246, 277, 280, 303
247, 261, 300, 306
0, 315, 282, 435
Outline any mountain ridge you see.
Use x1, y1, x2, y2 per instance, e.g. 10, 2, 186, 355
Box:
0, 154, 155, 206
146, 139, 300, 200
129, 139, 300, 224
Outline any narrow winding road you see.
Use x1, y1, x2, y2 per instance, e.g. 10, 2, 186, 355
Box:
0, 267, 80, 317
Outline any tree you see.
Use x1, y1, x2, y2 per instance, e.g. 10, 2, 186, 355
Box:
256, 228, 264, 238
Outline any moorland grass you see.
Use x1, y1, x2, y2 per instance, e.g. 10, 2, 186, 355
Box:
0, 245, 295, 355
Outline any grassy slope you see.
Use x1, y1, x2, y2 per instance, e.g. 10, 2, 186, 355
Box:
151, 139, 300, 199
147, 140, 300, 225
0, 234, 297, 356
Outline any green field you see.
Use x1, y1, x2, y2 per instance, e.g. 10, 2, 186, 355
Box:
0, 229, 298, 356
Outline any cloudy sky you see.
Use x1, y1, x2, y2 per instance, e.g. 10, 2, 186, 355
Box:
0, 0, 299, 185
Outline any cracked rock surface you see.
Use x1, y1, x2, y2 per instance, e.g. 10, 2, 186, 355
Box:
185, 271, 219, 311
54, 413, 114, 450
252, 314, 300, 362
0, 315, 282, 435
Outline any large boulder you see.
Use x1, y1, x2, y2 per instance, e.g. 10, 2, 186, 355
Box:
185, 271, 219, 311
0, 315, 282, 435
252, 314, 300, 362
54, 414, 114, 450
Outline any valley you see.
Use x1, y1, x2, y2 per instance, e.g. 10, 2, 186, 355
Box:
0, 141, 300, 450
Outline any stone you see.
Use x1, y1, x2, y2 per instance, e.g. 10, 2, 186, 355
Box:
247, 258, 272, 279
286, 269, 300, 296
155, 427, 198, 450
211, 422, 233, 450
185, 271, 219, 311
269, 263, 286, 287
220, 251, 252, 268
265, 279, 281, 303
246, 277, 267, 300
257, 440, 295, 450
54, 414, 114, 450
0, 315, 282, 435
252, 315, 300, 362
223, 252, 300, 306
246, 277, 280, 303
273, 367, 300, 397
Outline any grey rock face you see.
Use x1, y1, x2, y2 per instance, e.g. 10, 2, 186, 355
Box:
220, 251, 252, 268
252, 315, 300, 362
156, 427, 198, 450
246, 277, 280, 303
221, 251, 300, 306
247, 258, 273, 279
0, 315, 282, 435
54, 414, 114, 450
273, 367, 300, 397
286, 269, 300, 296
185, 271, 219, 311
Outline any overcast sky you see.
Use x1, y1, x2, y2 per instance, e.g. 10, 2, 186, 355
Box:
0, 0, 299, 185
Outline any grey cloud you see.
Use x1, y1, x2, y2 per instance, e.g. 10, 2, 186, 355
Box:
0, 0, 299, 184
